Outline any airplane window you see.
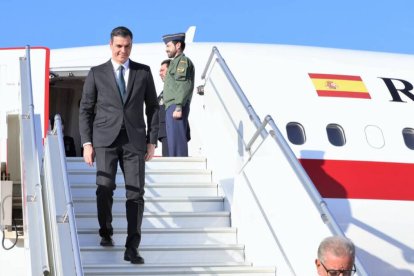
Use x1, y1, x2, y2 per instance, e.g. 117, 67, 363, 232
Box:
365, 125, 385, 149
286, 122, 306, 145
326, 124, 346, 146
402, 128, 414, 150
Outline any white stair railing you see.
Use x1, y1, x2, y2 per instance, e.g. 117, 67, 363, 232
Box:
42, 114, 83, 276
19, 46, 50, 275
200, 46, 368, 276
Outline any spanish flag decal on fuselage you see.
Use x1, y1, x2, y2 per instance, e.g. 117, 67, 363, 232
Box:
309, 73, 371, 99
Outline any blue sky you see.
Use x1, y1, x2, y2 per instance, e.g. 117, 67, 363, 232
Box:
1, 0, 414, 54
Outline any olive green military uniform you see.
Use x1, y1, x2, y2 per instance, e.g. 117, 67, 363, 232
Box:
163, 53, 195, 109
163, 52, 195, 156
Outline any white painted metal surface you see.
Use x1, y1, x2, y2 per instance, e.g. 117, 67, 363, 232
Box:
1, 39, 414, 275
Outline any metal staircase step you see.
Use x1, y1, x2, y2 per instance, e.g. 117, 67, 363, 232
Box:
77, 228, 238, 246
83, 262, 254, 269
80, 244, 246, 264
83, 261, 252, 269
70, 183, 219, 197
73, 196, 224, 212
68, 169, 212, 184
76, 212, 231, 228
65, 156, 275, 275
83, 264, 276, 275
66, 156, 207, 170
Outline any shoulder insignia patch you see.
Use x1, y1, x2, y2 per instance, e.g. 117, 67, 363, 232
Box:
177, 67, 185, 73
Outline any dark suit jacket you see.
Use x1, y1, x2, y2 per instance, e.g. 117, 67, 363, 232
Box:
157, 92, 167, 140
79, 60, 159, 152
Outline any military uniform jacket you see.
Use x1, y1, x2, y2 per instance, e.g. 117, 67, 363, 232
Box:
163, 53, 195, 109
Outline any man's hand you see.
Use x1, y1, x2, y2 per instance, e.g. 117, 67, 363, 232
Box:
83, 144, 95, 166
145, 144, 156, 161
173, 110, 182, 119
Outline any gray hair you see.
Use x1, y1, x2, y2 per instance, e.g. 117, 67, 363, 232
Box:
318, 236, 355, 263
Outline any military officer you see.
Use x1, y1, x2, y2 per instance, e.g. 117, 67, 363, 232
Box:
162, 32, 195, 157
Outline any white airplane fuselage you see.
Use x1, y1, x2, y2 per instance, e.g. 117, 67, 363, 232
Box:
1, 42, 413, 275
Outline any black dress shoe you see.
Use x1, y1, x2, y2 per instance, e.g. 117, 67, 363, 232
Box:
124, 247, 145, 264
100, 236, 114, 247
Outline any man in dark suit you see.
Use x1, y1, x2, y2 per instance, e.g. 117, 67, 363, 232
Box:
156, 59, 170, 156
79, 26, 158, 264
62, 119, 76, 157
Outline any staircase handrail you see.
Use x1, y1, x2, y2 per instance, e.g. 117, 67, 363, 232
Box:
202, 46, 267, 138
201, 46, 368, 276
51, 114, 84, 275
248, 115, 368, 276
202, 46, 295, 275
19, 46, 50, 275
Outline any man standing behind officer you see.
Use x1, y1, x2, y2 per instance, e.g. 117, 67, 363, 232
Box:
157, 59, 171, 156
162, 32, 195, 157
79, 26, 158, 264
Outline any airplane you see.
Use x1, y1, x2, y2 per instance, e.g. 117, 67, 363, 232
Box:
0, 26, 413, 275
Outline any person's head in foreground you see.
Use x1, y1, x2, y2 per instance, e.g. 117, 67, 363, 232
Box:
315, 236, 356, 276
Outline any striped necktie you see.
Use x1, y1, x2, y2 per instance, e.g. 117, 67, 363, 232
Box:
117, 65, 126, 101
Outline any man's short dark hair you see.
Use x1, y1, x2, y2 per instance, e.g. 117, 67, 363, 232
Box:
111, 26, 133, 41
161, 59, 171, 67
172, 40, 186, 51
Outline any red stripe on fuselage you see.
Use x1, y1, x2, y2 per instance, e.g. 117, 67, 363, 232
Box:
299, 159, 414, 201
316, 90, 371, 99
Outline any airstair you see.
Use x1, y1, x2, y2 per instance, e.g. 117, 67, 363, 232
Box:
66, 156, 276, 275
7, 46, 369, 275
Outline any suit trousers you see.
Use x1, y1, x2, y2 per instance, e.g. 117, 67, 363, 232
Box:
95, 129, 145, 249
160, 137, 169, 157
166, 104, 190, 157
